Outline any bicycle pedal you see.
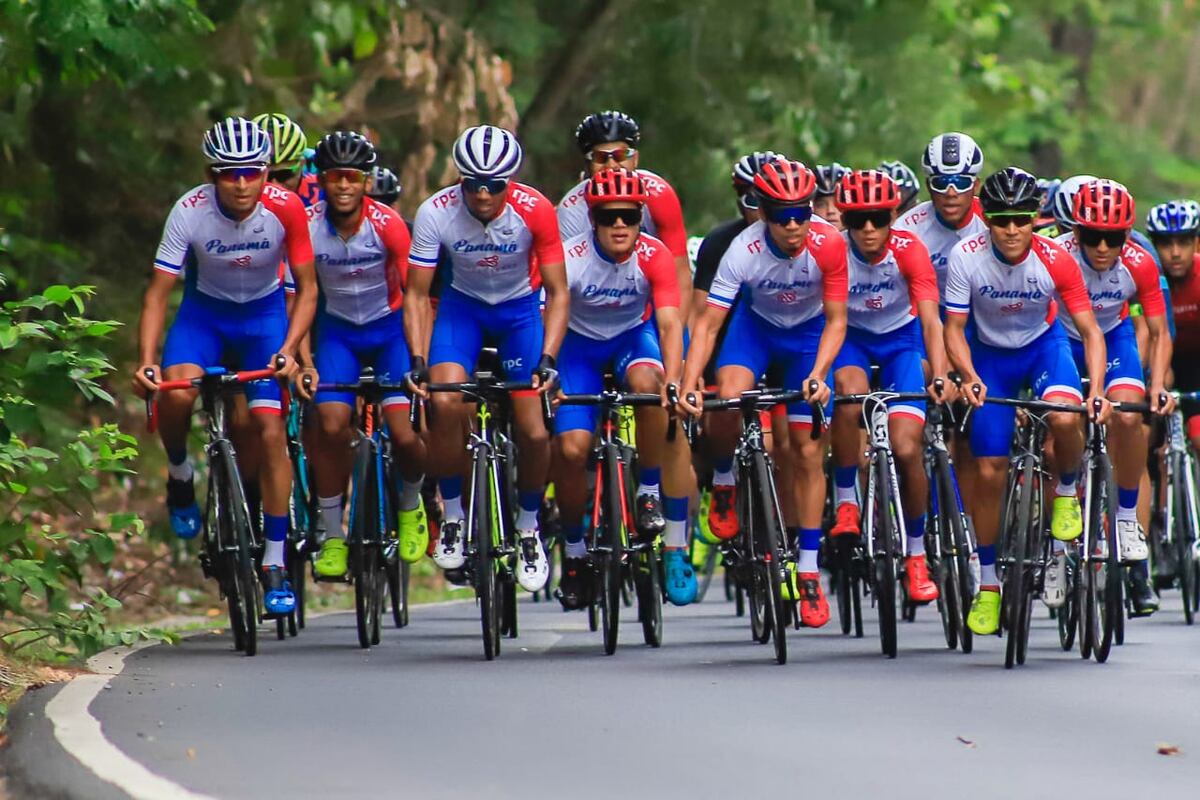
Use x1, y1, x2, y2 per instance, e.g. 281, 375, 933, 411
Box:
311, 573, 351, 584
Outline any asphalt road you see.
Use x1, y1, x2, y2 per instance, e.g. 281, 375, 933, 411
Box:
8, 582, 1200, 799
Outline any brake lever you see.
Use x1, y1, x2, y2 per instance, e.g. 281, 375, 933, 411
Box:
807, 379, 826, 441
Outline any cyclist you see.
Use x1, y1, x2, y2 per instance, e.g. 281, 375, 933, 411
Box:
679, 157, 848, 627
944, 166, 1110, 636
133, 117, 317, 615
557, 111, 692, 322
1043, 174, 1097, 240
893, 132, 988, 299
253, 113, 321, 207
813, 162, 850, 230
877, 160, 921, 214
403, 125, 566, 593
367, 166, 401, 209
1151, 200, 1200, 450
552, 169, 695, 608
1034, 177, 1061, 233
827, 170, 951, 604
295, 132, 429, 578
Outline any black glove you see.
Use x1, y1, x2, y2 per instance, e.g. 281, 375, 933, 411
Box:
534, 353, 559, 390
404, 356, 429, 392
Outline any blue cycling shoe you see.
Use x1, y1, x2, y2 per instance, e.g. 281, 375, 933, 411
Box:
262, 566, 296, 616
167, 477, 202, 539
663, 548, 698, 606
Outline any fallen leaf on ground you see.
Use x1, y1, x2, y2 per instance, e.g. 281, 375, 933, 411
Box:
1157, 743, 1181, 756
956, 736, 976, 748
186, 748, 196, 759
205, 608, 221, 617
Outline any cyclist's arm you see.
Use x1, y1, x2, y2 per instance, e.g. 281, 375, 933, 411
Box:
943, 311, 980, 396
896, 233, 947, 381
1132, 311, 1150, 369
1146, 312, 1173, 410
916, 299, 948, 379
681, 303, 728, 393
655, 305, 685, 386
644, 238, 684, 385
282, 258, 318, 365
645, 177, 692, 322
1070, 308, 1108, 398
136, 270, 177, 383
403, 266, 434, 361
540, 258, 569, 360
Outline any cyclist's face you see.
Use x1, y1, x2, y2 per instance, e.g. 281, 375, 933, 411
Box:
847, 218, 891, 260
320, 170, 367, 216
766, 216, 810, 255
592, 202, 641, 260
462, 181, 508, 221
211, 168, 267, 217
988, 216, 1034, 262
586, 141, 639, 177
1154, 235, 1198, 279
1080, 235, 1121, 271
269, 162, 304, 192
929, 178, 978, 226
813, 196, 843, 231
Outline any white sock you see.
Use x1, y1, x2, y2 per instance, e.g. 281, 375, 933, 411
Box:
835, 486, 858, 507
797, 549, 819, 573
263, 538, 285, 568
167, 458, 194, 482
442, 493, 464, 523
712, 469, 735, 487
1055, 479, 1077, 498
637, 481, 660, 499
516, 508, 540, 535
907, 534, 925, 556
980, 563, 998, 587
399, 477, 423, 512
565, 540, 588, 559
1052, 538, 1066, 555
1117, 505, 1137, 522
319, 495, 344, 539
664, 518, 688, 549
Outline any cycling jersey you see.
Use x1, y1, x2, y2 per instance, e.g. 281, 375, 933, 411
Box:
893, 198, 988, 298
1053, 233, 1165, 338
693, 219, 749, 295
944, 233, 1092, 349
408, 182, 563, 305
706, 219, 848, 329
563, 232, 679, 340
296, 173, 322, 208
844, 229, 939, 334
154, 183, 312, 303
557, 169, 689, 258
307, 197, 410, 326
1169, 255, 1200, 362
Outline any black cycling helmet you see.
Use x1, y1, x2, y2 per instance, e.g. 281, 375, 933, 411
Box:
367, 166, 400, 205
980, 167, 1040, 215
575, 110, 640, 154
814, 162, 851, 197
314, 131, 377, 172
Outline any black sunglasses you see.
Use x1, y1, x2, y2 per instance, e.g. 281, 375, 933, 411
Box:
842, 209, 893, 230
461, 176, 509, 195
1076, 227, 1128, 249
593, 207, 643, 228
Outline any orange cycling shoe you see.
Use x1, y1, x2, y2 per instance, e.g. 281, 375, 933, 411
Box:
831, 502, 860, 537
904, 553, 939, 603
798, 572, 830, 627
708, 485, 739, 540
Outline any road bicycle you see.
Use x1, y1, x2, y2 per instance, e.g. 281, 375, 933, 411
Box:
1153, 397, 1200, 624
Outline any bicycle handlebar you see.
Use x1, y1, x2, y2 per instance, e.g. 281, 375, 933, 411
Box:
410, 379, 554, 433
144, 364, 280, 433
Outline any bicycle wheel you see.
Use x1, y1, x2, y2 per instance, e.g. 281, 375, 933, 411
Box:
1094, 456, 1120, 663
833, 538, 854, 636
349, 443, 383, 649
217, 441, 258, 657
1174, 457, 1197, 625
871, 457, 898, 659
635, 548, 663, 647
389, 558, 410, 629
599, 449, 623, 655
935, 457, 970, 652
752, 452, 787, 665
1057, 554, 1077, 651
931, 499, 958, 650
1003, 458, 1035, 669
472, 452, 501, 660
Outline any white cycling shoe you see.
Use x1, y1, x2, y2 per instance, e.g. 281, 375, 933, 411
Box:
1117, 519, 1149, 562
516, 531, 549, 592
432, 519, 466, 569
1042, 552, 1068, 609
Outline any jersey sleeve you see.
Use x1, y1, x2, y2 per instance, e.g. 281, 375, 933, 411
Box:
556, 184, 588, 242
814, 226, 848, 302
1041, 239, 1092, 315
706, 251, 743, 310
644, 177, 689, 257
640, 237, 681, 309
407, 199, 442, 271
528, 195, 566, 267
943, 247, 972, 315
893, 234, 939, 305
153, 201, 192, 277
1125, 245, 1166, 318
276, 192, 314, 267
376, 205, 412, 310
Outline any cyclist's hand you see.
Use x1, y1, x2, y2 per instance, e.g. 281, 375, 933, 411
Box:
661, 381, 682, 412
965, 380, 986, 407
404, 357, 429, 399
297, 368, 319, 401
802, 375, 831, 407
531, 354, 559, 396
1150, 386, 1175, 415
272, 352, 299, 380
928, 375, 957, 404
1089, 393, 1113, 424
133, 364, 161, 397
678, 390, 704, 418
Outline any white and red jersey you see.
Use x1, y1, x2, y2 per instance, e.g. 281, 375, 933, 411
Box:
408, 182, 563, 305
944, 233, 1092, 349
893, 198, 988, 299
706, 219, 848, 329
844, 229, 939, 334
557, 169, 689, 258
153, 183, 312, 303
563, 232, 679, 340
307, 197, 411, 326
1053, 233, 1166, 339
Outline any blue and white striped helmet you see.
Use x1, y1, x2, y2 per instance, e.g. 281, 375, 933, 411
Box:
921, 132, 984, 177
452, 125, 523, 179
202, 116, 273, 166
1052, 174, 1097, 229
1146, 199, 1200, 236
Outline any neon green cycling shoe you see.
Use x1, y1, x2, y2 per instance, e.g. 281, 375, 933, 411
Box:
696, 489, 720, 546
966, 588, 1001, 635
691, 535, 713, 570
780, 562, 800, 602
1050, 495, 1083, 542
397, 497, 429, 564
314, 537, 349, 579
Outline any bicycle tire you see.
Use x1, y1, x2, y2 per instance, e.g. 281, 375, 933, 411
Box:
636, 548, 663, 647
834, 546, 853, 636
1057, 555, 1077, 651
1174, 455, 1197, 625
217, 442, 258, 657
389, 559, 410, 628
1094, 455, 1119, 663
1003, 458, 1034, 669
472, 449, 501, 660
872, 456, 898, 659
600, 448, 623, 655
753, 452, 787, 664
738, 471, 769, 645
349, 442, 383, 649
933, 456, 965, 651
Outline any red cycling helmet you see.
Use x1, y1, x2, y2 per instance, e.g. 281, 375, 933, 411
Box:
835, 169, 902, 211
586, 168, 648, 207
1072, 179, 1135, 230
753, 158, 816, 204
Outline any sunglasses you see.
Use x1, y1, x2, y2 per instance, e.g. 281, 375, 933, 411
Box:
842, 209, 893, 230
1076, 227, 1128, 249
762, 204, 814, 226
928, 174, 976, 194
985, 212, 1037, 229
738, 192, 760, 211
593, 207, 643, 228
461, 176, 509, 195
268, 163, 303, 182
322, 168, 367, 184
586, 147, 637, 164
213, 166, 267, 183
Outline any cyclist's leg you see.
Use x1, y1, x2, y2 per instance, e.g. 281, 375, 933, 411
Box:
159, 294, 221, 538
623, 322, 668, 534
1032, 325, 1085, 543
830, 335, 871, 537
310, 315, 360, 577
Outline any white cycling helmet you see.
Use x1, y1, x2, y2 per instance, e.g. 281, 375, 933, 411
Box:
686, 235, 704, 274
732, 150, 781, 187
921, 132, 984, 177
1052, 174, 1098, 229
452, 125, 523, 179
202, 116, 273, 166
